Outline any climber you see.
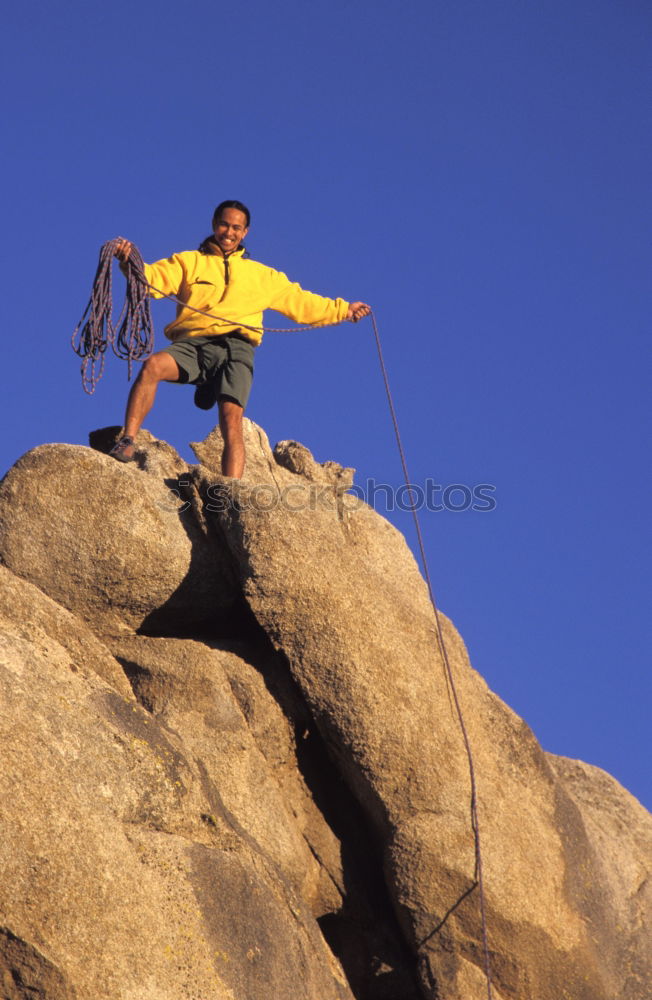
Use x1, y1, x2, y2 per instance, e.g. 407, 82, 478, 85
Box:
109, 200, 371, 478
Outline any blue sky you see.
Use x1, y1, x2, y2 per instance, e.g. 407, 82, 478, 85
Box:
2, 0, 649, 809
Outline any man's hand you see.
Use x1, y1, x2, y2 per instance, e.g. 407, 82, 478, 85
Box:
346, 301, 371, 323
114, 238, 133, 266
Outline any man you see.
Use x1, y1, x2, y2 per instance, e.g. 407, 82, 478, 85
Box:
111, 200, 370, 477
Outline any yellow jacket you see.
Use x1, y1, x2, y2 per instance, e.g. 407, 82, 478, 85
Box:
143, 245, 350, 347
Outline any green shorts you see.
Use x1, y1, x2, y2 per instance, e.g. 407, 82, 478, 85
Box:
164, 333, 255, 409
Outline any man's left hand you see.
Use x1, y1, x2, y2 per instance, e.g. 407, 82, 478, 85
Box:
347, 302, 371, 322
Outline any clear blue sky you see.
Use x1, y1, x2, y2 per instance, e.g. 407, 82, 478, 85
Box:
2, 0, 649, 809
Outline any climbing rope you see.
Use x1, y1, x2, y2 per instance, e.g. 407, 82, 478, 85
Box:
72, 242, 493, 995
369, 311, 494, 1000
71, 239, 154, 394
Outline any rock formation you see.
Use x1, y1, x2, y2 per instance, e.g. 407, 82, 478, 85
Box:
0, 420, 649, 1000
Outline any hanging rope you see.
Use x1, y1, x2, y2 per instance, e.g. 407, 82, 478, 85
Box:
71, 239, 154, 394
369, 311, 494, 999
72, 242, 493, 994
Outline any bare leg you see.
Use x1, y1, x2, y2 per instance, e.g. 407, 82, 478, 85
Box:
219, 400, 245, 478
123, 351, 181, 439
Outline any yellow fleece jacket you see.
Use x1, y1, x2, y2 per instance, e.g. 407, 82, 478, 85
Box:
143, 246, 350, 347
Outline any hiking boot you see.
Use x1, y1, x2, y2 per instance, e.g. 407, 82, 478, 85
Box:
109, 435, 136, 463
194, 382, 216, 410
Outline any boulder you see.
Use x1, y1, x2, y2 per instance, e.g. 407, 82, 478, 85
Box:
202, 428, 652, 1000
0, 439, 237, 633
0, 421, 649, 1000
0, 619, 354, 1000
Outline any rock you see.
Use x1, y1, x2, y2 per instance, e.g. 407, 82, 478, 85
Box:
191, 420, 355, 493
105, 632, 325, 909
0, 622, 354, 1000
89, 425, 190, 479
104, 629, 424, 999
0, 441, 237, 633
191, 419, 280, 485
0, 420, 649, 1000
549, 755, 652, 1000
273, 438, 355, 491
205, 432, 652, 1000
0, 564, 133, 698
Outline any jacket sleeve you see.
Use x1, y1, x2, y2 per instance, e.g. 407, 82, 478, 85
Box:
267, 269, 350, 327
143, 255, 186, 300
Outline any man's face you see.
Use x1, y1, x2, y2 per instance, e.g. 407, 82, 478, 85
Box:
213, 207, 249, 254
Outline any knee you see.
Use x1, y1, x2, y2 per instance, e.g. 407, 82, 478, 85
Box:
138, 352, 175, 383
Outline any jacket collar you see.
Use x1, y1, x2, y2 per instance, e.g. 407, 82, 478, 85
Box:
200, 236, 247, 259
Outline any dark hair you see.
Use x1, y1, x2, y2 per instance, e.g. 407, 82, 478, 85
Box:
212, 200, 251, 227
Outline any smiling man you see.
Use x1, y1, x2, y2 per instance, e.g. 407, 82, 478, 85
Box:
110, 200, 370, 477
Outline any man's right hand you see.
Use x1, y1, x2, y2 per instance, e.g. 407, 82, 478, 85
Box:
114, 238, 133, 264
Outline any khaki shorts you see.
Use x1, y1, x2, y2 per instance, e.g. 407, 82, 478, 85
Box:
164, 333, 255, 409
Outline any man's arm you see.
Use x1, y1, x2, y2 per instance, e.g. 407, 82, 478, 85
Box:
268, 269, 370, 327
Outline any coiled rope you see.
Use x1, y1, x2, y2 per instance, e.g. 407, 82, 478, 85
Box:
72, 241, 493, 995
71, 239, 154, 394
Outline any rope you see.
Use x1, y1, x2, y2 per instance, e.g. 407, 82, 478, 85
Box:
369, 311, 494, 999
142, 277, 350, 334
71, 239, 154, 394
